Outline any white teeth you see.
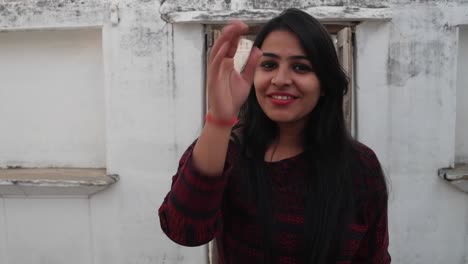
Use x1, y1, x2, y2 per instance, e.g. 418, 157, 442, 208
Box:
272, 95, 293, 100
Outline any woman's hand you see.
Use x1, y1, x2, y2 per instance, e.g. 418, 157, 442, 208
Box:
206, 20, 263, 121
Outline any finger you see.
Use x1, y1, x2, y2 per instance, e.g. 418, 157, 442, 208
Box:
209, 23, 238, 64
209, 21, 247, 63
241, 47, 263, 84
208, 25, 234, 64
226, 34, 241, 59
229, 20, 248, 29
210, 41, 230, 75
226, 21, 248, 58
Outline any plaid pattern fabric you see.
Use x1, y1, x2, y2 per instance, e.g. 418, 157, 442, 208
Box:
159, 141, 390, 264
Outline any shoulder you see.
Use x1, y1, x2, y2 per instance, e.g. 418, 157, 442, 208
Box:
350, 140, 381, 170
349, 142, 389, 225
349, 140, 388, 198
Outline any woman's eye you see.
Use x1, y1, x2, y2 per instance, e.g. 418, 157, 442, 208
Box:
260, 61, 277, 70
293, 64, 313, 73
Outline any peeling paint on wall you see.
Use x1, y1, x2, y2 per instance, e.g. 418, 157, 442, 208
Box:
160, 0, 391, 15
120, 27, 164, 56
160, 5, 393, 23
0, 0, 107, 30
385, 5, 459, 88
388, 40, 446, 86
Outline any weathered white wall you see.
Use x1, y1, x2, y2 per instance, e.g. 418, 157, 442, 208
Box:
0, 0, 467, 264
456, 26, 468, 164
0, 0, 207, 264
88, 4, 206, 263
0, 29, 105, 168
356, 3, 468, 263
3, 198, 93, 264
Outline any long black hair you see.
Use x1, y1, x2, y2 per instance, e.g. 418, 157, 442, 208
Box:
233, 8, 357, 263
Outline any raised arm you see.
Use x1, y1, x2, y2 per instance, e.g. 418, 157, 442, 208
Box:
193, 20, 261, 177
158, 21, 261, 246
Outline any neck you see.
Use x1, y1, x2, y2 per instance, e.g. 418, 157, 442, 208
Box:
276, 121, 305, 149
265, 121, 305, 162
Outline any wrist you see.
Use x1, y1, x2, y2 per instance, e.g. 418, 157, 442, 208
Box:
205, 112, 238, 127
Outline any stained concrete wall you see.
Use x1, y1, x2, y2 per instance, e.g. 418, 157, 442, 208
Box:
355, 5, 468, 262
0, 0, 467, 264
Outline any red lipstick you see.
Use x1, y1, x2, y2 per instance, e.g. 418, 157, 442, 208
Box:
268, 92, 297, 106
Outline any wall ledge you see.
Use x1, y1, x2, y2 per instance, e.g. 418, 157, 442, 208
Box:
160, 6, 392, 24
0, 168, 119, 197
438, 164, 468, 193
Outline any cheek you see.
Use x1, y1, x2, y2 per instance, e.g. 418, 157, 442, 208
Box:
302, 77, 321, 96
253, 76, 269, 106
298, 78, 321, 108
253, 70, 271, 91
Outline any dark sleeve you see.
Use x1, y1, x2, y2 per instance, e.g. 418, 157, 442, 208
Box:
158, 141, 233, 247
352, 147, 391, 264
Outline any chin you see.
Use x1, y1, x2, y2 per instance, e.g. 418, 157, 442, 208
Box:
266, 113, 298, 123
265, 109, 311, 126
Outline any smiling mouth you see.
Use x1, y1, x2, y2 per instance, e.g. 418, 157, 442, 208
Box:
271, 95, 295, 100
269, 95, 297, 105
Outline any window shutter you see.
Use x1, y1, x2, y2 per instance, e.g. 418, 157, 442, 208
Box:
337, 27, 354, 136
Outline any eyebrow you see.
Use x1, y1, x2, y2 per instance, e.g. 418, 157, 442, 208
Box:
262, 52, 309, 61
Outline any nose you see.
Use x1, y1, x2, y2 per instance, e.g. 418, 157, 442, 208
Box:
271, 65, 292, 87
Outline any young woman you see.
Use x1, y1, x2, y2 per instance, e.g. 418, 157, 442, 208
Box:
159, 8, 390, 264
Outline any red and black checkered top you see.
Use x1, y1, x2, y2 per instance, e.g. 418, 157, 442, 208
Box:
159, 140, 390, 264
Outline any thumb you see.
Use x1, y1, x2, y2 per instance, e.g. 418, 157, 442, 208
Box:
241, 47, 262, 84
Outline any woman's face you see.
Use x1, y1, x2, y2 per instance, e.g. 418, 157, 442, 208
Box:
254, 30, 321, 126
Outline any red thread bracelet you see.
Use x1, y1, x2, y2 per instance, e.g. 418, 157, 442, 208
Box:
205, 112, 238, 127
